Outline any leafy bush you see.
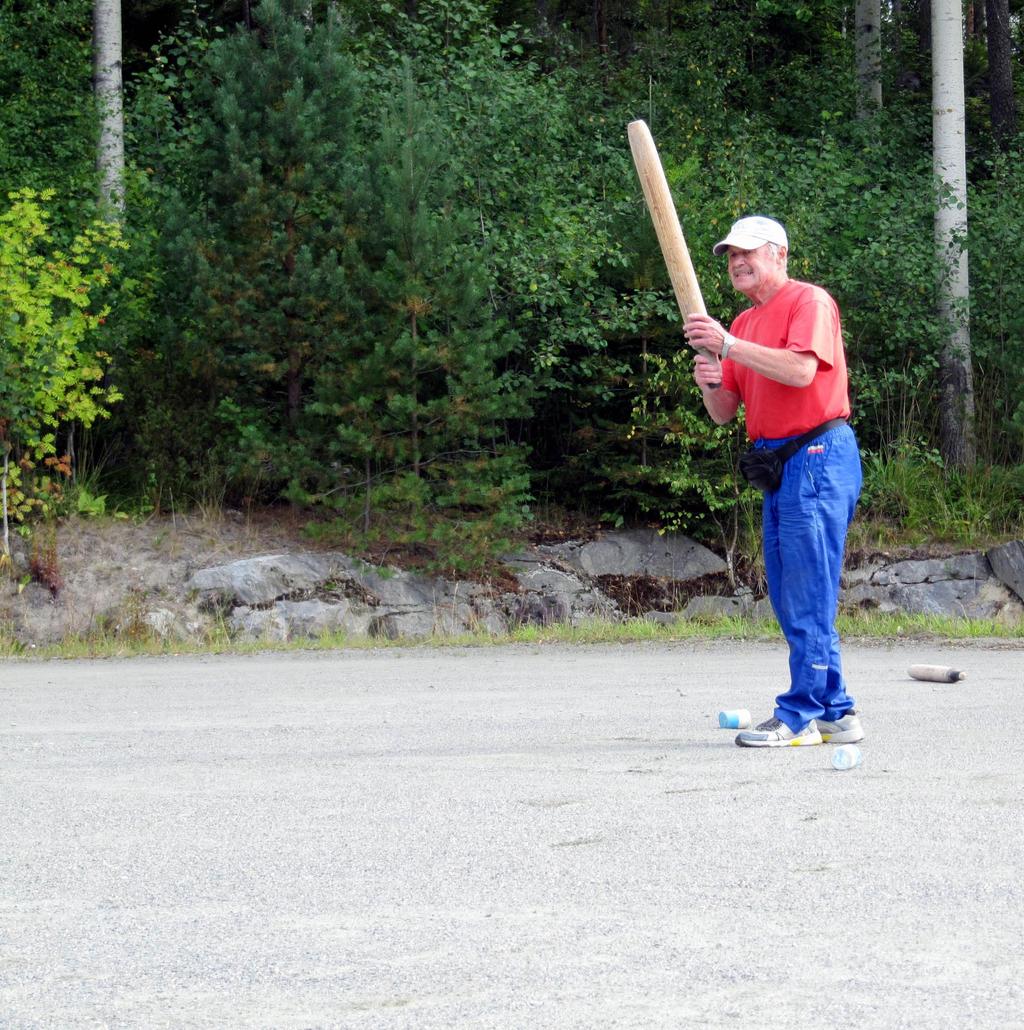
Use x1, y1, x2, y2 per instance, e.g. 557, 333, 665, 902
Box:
0, 189, 124, 550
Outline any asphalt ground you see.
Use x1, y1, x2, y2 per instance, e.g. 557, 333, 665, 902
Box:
1, 640, 1022, 1029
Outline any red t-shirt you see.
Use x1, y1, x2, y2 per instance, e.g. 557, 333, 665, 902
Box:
720, 279, 851, 440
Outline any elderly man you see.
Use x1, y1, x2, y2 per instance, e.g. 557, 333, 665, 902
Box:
684, 215, 864, 748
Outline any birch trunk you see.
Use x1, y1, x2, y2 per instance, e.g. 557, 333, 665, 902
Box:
855, 0, 882, 117
93, 0, 125, 218
932, 0, 976, 468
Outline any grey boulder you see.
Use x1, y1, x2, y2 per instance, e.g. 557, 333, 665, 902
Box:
539, 528, 726, 580
987, 541, 1024, 602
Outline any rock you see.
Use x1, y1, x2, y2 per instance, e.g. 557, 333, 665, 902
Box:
229, 598, 374, 642
841, 562, 883, 588
279, 599, 371, 638
362, 573, 505, 639
6, 584, 69, 645
869, 554, 989, 587
987, 541, 1024, 602
534, 528, 726, 580
9, 518, 1019, 649
683, 595, 747, 619
369, 609, 439, 640
506, 528, 724, 628
210, 529, 1024, 642
229, 606, 291, 643
464, 598, 509, 636
507, 561, 619, 627
841, 552, 1024, 622
509, 593, 570, 628
199, 552, 515, 641
355, 567, 448, 608
678, 593, 776, 622
143, 608, 180, 639
643, 610, 681, 626
188, 553, 356, 610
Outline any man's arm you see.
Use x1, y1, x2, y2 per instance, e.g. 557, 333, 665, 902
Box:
722, 335, 817, 387
692, 353, 741, 424
684, 314, 818, 388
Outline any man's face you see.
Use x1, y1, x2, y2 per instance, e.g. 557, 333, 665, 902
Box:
726, 243, 787, 300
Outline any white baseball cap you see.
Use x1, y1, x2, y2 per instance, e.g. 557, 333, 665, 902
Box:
712, 215, 788, 256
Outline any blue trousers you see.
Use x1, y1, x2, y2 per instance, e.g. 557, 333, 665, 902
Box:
759, 423, 862, 732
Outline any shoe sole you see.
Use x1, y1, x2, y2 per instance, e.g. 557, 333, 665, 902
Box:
735, 731, 823, 748
816, 718, 865, 744
819, 728, 865, 744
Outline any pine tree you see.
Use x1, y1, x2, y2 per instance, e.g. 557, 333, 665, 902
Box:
175, 0, 360, 493
312, 62, 530, 564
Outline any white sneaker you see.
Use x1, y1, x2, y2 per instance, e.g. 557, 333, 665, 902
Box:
816, 709, 864, 744
735, 717, 822, 748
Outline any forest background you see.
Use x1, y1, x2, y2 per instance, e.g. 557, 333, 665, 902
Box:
2, 0, 1023, 581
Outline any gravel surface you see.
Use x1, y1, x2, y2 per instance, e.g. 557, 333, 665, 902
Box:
1, 640, 1022, 1028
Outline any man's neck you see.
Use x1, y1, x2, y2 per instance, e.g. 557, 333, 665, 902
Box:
746, 274, 790, 307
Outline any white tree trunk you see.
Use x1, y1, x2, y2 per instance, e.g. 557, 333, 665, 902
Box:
93, 0, 125, 217
855, 0, 882, 117
932, 0, 976, 467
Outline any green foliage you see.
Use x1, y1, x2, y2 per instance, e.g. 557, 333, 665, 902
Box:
857, 443, 1024, 547
0, 189, 124, 543
118, 2, 532, 566
0, 0, 97, 214
75, 486, 108, 518
125, 0, 362, 500
332, 0, 1016, 538
309, 457, 531, 576
125, 1, 219, 184
5, 0, 1020, 568
309, 59, 532, 564
346, 16, 654, 514
969, 145, 1024, 464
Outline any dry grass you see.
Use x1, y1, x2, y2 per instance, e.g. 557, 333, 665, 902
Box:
2, 609, 1019, 662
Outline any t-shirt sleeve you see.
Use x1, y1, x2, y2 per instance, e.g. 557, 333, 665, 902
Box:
787, 292, 840, 370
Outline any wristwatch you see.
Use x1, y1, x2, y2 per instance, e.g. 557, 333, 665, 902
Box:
720, 332, 736, 361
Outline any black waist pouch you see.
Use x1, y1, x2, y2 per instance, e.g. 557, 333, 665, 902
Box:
739, 448, 786, 492
739, 419, 847, 493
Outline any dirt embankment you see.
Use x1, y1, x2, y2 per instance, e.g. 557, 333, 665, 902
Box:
2, 510, 328, 645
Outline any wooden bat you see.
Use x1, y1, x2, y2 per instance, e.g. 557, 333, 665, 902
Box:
908, 664, 965, 683
627, 119, 718, 388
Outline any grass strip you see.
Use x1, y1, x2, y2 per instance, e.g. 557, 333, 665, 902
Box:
1, 609, 1020, 661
